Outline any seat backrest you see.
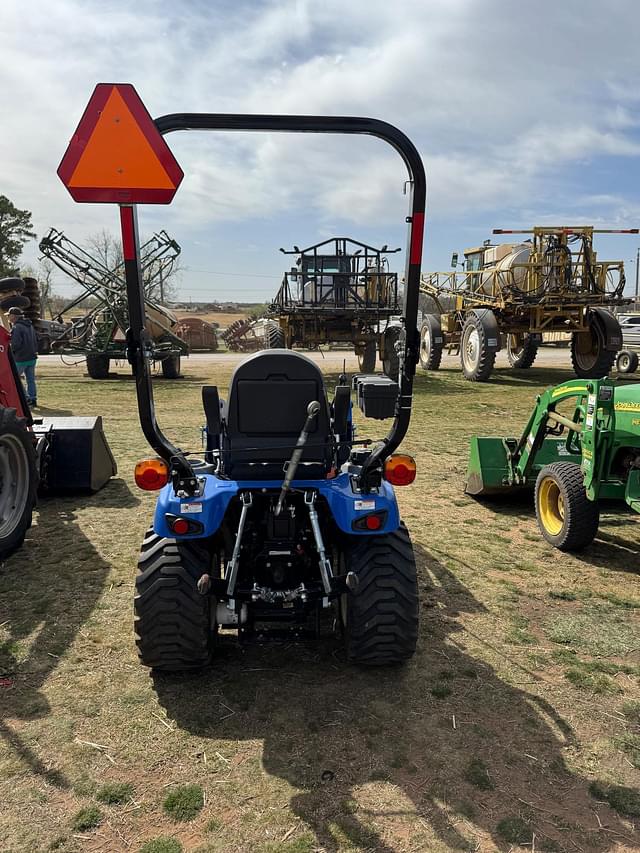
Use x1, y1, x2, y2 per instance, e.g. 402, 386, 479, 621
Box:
223, 349, 332, 480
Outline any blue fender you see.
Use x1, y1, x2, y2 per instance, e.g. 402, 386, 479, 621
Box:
153, 471, 400, 539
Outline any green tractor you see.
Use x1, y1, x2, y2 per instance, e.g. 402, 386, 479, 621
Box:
466, 377, 640, 550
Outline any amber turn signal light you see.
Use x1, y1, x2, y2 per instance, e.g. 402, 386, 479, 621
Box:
134, 458, 169, 490
384, 454, 416, 486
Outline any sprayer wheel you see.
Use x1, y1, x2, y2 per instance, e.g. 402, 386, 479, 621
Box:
382, 326, 401, 380
86, 353, 110, 379
265, 322, 286, 349
570, 329, 615, 378
460, 314, 496, 381
161, 355, 181, 378
507, 334, 538, 369
357, 340, 377, 373
419, 316, 443, 370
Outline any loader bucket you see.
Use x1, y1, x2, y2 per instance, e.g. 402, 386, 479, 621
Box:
465, 436, 518, 497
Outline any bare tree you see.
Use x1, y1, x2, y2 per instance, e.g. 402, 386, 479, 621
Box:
85, 229, 181, 304
86, 229, 123, 271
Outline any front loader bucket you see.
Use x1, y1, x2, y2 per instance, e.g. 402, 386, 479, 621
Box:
465, 436, 519, 497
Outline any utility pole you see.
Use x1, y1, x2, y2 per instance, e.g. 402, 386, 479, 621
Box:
636, 247, 639, 308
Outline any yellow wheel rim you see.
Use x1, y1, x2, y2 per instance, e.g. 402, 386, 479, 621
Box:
538, 476, 564, 536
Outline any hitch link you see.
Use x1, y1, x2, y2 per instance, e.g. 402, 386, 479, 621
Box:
276, 400, 320, 516
225, 491, 252, 602
304, 490, 333, 599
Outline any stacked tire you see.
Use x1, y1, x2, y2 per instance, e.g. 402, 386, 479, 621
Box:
22, 278, 42, 323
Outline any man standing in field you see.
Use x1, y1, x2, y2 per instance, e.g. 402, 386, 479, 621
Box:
8, 307, 39, 407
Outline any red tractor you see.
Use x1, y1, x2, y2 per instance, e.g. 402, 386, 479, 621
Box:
0, 323, 116, 558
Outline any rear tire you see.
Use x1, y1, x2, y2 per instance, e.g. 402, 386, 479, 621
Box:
534, 462, 599, 551
161, 355, 181, 379
570, 328, 616, 378
507, 333, 538, 369
342, 523, 419, 665
357, 340, 376, 373
265, 322, 285, 349
419, 315, 443, 370
382, 327, 401, 380
616, 349, 638, 375
134, 529, 215, 671
0, 408, 38, 559
460, 313, 496, 381
85, 353, 110, 379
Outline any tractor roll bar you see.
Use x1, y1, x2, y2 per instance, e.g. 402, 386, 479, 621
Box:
127, 113, 426, 492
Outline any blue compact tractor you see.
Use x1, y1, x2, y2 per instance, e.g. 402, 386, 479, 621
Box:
124, 111, 426, 668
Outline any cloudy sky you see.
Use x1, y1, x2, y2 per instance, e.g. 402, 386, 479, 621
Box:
2, 0, 640, 301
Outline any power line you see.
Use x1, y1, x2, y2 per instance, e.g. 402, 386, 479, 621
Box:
182, 266, 277, 278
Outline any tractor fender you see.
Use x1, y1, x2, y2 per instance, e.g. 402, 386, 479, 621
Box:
589, 307, 622, 352
468, 308, 501, 351
152, 472, 401, 540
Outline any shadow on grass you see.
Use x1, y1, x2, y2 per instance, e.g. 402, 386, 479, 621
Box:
414, 366, 577, 392
576, 530, 640, 575
0, 481, 137, 788
475, 492, 640, 575
152, 543, 635, 852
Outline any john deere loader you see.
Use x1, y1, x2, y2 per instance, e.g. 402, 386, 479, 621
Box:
467, 377, 640, 551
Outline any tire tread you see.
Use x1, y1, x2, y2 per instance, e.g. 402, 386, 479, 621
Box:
344, 523, 419, 665
134, 530, 214, 670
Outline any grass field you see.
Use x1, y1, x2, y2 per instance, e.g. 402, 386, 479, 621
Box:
1, 357, 639, 853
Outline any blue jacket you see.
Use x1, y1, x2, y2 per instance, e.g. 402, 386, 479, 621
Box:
10, 318, 38, 362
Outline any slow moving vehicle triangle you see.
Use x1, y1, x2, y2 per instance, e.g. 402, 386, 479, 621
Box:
58, 83, 183, 203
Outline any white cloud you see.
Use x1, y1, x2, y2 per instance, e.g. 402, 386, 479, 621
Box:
1, 0, 639, 286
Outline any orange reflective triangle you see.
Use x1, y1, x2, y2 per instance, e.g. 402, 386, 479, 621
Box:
68, 88, 174, 190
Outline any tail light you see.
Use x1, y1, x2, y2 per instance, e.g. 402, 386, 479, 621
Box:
165, 514, 203, 535
134, 458, 169, 490
352, 510, 388, 531
384, 454, 416, 486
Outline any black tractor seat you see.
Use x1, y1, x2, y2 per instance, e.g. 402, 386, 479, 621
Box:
206, 350, 334, 481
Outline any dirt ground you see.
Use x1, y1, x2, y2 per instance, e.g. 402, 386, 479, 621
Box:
0, 349, 639, 853
174, 312, 249, 328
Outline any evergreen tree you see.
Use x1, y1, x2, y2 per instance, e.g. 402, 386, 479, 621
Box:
0, 195, 36, 277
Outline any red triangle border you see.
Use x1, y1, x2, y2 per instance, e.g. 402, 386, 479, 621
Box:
57, 83, 183, 204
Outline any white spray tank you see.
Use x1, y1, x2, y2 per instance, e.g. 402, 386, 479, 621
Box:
475, 242, 532, 295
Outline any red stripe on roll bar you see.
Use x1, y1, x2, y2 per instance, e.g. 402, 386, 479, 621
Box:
410, 212, 425, 264
119, 205, 136, 260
